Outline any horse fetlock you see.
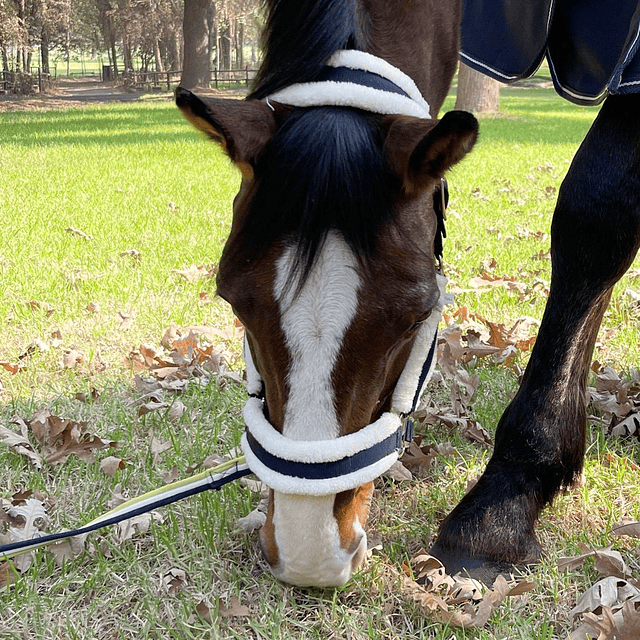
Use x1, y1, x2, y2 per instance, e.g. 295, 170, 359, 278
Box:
430, 467, 545, 579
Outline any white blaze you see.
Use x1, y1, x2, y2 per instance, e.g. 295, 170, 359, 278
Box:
271, 231, 365, 586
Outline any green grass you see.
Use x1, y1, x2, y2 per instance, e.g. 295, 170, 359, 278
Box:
0, 101, 240, 397
0, 85, 639, 639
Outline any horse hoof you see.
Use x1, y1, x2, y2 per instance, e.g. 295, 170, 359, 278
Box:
429, 541, 535, 585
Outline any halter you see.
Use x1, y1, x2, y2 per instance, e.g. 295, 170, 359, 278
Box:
266, 50, 431, 118
242, 273, 451, 496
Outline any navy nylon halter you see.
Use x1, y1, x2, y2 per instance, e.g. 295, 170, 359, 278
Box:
315, 65, 412, 98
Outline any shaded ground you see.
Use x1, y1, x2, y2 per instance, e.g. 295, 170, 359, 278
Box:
0, 77, 248, 112
0, 77, 147, 112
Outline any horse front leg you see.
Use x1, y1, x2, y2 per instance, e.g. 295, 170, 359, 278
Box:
431, 94, 640, 580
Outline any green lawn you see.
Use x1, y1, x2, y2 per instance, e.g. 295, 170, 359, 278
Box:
0, 86, 639, 639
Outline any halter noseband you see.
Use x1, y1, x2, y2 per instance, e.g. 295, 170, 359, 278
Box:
241, 51, 451, 496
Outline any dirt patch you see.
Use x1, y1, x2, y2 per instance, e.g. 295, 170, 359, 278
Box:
0, 77, 145, 112
0, 78, 249, 112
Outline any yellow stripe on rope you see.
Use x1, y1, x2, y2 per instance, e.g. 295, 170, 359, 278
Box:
1, 455, 248, 563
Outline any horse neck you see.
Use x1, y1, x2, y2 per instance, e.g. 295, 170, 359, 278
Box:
363, 0, 462, 115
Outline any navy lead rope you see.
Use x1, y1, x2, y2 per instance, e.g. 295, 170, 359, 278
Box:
0, 461, 250, 562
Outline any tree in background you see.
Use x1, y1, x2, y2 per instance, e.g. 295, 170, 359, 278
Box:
180, 0, 209, 87
0, 0, 262, 88
455, 61, 500, 113
0, 0, 22, 72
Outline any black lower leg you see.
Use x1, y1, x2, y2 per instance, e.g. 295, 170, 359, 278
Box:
431, 94, 640, 577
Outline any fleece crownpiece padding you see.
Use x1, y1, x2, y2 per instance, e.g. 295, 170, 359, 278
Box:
267, 50, 431, 118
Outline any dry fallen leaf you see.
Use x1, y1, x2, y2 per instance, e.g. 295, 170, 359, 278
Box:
171, 265, 211, 283
4, 498, 50, 572
612, 520, 640, 539
195, 600, 213, 621
0, 360, 23, 375
48, 535, 86, 567
100, 456, 125, 477
163, 466, 179, 484
571, 599, 640, 640
28, 408, 115, 465
570, 577, 640, 619
114, 511, 163, 544
385, 460, 413, 481
65, 227, 92, 240
162, 567, 188, 595
236, 508, 267, 534
219, 595, 251, 618
0, 561, 18, 588
62, 349, 84, 369
0, 422, 42, 469
117, 311, 134, 331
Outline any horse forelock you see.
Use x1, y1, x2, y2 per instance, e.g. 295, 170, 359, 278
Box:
249, 0, 369, 100
240, 107, 399, 296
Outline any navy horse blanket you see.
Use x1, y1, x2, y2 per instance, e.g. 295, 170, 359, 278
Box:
461, 0, 640, 104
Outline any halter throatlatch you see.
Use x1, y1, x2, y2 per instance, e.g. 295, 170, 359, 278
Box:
241, 50, 450, 496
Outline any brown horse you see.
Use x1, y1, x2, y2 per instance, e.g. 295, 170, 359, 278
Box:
177, 0, 476, 587
176, 0, 640, 587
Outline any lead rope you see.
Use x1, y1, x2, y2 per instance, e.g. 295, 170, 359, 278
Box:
0, 457, 250, 563
2, 154, 450, 566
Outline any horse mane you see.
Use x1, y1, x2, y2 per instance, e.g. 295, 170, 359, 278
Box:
249, 0, 368, 100
243, 107, 399, 292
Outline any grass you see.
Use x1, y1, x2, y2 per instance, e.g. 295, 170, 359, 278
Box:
0, 84, 639, 639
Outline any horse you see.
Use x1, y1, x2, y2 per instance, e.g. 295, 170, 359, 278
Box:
175, 0, 640, 588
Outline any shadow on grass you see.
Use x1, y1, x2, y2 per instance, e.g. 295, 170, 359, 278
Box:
0, 103, 202, 149
1, 89, 601, 149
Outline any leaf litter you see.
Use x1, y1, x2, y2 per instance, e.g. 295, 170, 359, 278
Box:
400, 551, 537, 628
1, 323, 246, 580
2, 315, 638, 633
588, 366, 640, 440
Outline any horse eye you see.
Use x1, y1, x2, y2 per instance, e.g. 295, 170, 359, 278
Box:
409, 312, 431, 333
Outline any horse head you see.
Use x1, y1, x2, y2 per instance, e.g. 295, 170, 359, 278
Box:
178, 83, 476, 586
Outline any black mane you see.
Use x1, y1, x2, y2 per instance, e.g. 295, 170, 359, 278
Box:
245, 0, 396, 292
249, 0, 368, 99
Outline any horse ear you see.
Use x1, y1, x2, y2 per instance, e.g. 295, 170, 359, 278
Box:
175, 87, 277, 171
384, 111, 478, 196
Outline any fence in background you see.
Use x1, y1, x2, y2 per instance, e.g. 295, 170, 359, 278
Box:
0, 69, 52, 95
121, 67, 258, 90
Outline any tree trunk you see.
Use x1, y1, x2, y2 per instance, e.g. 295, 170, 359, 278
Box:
149, 0, 165, 72
455, 62, 500, 113
39, 0, 50, 75
110, 37, 118, 77
181, 0, 210, 89
16, 0, 26, 72
41, 25, 50, 75
1, 38, 9, 73
220, 23, 231, 70
235, 20, 244, 69
170, 32, 181, 70
207, 1, 216, 71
